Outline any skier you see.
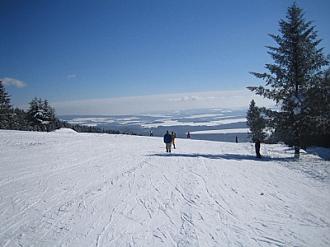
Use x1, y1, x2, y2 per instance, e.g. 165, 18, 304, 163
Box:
164, 131, 173, 153
255, 139, 261, 158
171, 131, 176, 149
149, 130, 153, 136
235, 136, 238, 143
187, 131, 191, 139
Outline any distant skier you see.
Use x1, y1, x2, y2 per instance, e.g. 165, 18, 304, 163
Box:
164, 131, 173, 153
149, 130, 153, 136
235, 136, 238, 143
187, 131, 191, 139
255, 139, 261, 158
171, 131, 176, 149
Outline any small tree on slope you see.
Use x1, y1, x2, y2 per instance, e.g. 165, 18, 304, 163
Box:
249, 3, 329, 157
246, 100, 266, 142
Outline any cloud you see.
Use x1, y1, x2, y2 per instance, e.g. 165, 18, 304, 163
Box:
67, 74, 77, 79
53, 89, 275, 115
169, 96, 201, 102
1, 77, 27, 88
169, 95, 217, 102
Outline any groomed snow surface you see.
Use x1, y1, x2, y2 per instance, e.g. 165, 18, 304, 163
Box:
0, 129, 329, 246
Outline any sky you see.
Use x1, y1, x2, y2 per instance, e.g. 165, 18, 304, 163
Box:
1, 0, 330, 115
53, 90, 273, 115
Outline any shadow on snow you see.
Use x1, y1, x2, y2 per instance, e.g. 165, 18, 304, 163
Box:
148, 153, 295, 162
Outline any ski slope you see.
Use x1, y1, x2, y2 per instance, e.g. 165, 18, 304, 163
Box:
0, 129, 329, 246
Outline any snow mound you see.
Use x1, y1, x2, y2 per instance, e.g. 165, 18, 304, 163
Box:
53, 128, 77, 134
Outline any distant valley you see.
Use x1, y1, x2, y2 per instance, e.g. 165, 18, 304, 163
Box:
60, 109, 250, 143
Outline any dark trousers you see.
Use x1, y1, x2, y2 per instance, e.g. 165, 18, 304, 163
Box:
255, 147, 261, 158
166, 143, 171, 152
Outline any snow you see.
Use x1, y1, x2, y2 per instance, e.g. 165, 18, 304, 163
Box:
190, 128, 250, 135
141, 117, 247, 128
67, 116, 247, 128
0, 130, 329, 246
53, 128, 78, 134
184, 114, 223, 119
68, 117, 115, 125
291, 95, 303, 115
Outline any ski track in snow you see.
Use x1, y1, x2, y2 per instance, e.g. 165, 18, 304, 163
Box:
0, 130, 330, 246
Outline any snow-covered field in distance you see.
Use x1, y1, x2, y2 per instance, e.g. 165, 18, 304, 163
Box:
1, 129, 329, 246
190, 128, 250, 135
60, 108, 249, 142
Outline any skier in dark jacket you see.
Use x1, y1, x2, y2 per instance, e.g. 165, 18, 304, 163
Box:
164, 131, 173, 153
255, 139, 261, 158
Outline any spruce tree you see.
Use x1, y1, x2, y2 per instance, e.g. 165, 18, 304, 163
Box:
42, 100, 56, 131
12, 108, 28, 130
27, 97, 40, 130
246, 100, 266, 142
303, 67, 330, 146
27, 98, 56, 131
249, 3, 329, 157
0, 81, 13, 129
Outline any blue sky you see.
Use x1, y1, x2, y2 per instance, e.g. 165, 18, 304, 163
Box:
1, 0, 329, 114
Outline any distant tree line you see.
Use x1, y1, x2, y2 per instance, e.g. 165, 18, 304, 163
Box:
246, 3, 330, 155
0, 81, 119, 134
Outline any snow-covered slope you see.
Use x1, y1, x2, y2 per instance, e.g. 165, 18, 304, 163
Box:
0, 130, 329, 246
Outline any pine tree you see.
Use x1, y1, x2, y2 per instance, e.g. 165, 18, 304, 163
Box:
303, 67, 330, 146
310, 68, 330, 134
246, 100, 266, 142
42, 100, 56, 131
12, 108, 29, 130
0, 81, 13, 129
27, 97, 41, 130
249, 3, 329, 157
27, 98, 57, 131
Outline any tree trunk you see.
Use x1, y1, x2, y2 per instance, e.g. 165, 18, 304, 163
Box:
294, 146, 300, 158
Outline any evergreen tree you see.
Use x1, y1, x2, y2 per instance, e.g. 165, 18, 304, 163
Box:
42, 100, 56, 131
246, 100, 266, 142
249, 3, 329, 157
302, 67, 330, 146
12, 108, 29, 130
0, 85, 119, 133
27, 97, 41, 130
27, 98, 57, 131
310, 68, 330, 134
0, 81, 13, 129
